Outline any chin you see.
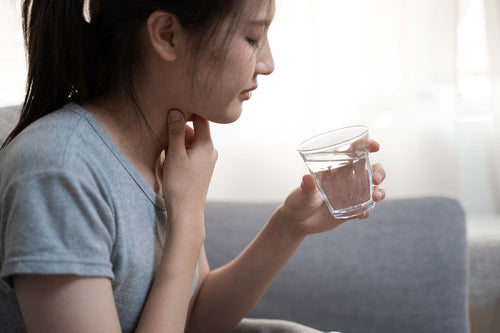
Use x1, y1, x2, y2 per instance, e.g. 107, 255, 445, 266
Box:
210, 104, 243, 124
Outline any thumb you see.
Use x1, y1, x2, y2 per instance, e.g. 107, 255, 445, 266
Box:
167, 110, 186, 153
296, 174, 323, 209
301, 174, 318, 196
283, 174, 323, 217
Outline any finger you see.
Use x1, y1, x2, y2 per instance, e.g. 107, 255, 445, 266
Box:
167, 110, 187, 154
301, 174, 318, 195
350, 138, 366, 152
358, 210, 371, 219
294, 174, 324, 211
373, 187, 386, 202
192, 115, 212, 143
372, 163, 386, 185
184, 124, 194, 148
368, 140, 380, 153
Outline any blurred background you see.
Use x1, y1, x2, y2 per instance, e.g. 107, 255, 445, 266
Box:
1, 0, 499, 221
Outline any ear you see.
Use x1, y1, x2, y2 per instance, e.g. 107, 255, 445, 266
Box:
146, 10, 185, 62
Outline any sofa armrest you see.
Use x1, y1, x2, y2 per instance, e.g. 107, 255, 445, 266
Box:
467, 216, 500, 333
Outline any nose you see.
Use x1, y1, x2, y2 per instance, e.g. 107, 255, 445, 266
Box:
255, 40, 274, 76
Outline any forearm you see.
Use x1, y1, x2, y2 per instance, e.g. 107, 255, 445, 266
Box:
136, 212, 204, 333
186, 206, 306, 332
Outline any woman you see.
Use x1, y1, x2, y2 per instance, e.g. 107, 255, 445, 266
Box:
0, 0, 386, 331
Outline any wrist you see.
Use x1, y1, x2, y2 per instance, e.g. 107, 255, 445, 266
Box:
270, 205, 308, 243
167, 208, 206, 243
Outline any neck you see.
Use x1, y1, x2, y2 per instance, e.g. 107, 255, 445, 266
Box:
81, 93, 170, 196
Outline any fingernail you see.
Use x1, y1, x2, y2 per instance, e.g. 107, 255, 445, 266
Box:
374, 173, 381, 183
169, 110, 182, 122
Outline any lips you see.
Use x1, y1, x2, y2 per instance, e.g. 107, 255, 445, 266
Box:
242, 85, 258, 93
240, 85, 257, 101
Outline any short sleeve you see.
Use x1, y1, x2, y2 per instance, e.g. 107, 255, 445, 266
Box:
0, 169, 115, 289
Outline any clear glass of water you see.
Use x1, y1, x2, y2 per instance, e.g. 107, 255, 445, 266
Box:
297, 126, 375, 219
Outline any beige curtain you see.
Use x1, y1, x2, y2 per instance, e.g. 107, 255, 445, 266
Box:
483, 0, 500, 214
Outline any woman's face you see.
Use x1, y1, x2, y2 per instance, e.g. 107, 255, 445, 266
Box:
186, 0, 275, 123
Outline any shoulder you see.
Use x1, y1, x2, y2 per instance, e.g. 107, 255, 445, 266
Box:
0, 103, 107, 179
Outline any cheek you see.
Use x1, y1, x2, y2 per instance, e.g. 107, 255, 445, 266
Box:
223, 63, 255, 97
213, 64, 251, 100
225, 45, 256, 80
189, 48, 255, 116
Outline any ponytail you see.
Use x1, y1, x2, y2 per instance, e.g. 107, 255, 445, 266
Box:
2, 0, 98, 149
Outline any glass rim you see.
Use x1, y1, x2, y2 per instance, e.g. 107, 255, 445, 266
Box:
297, 125, 369, 153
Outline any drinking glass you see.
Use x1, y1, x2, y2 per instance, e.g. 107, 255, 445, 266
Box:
297, 126, 375, 219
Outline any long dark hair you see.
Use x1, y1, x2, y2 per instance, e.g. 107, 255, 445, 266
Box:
1, 0, 246, 149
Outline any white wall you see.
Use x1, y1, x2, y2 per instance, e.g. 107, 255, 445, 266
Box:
210, 0, 464, 203
1, 0, 497, 217
0, 0, 25, 106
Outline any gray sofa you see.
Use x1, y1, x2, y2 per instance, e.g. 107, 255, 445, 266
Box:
0, 105, 469, 332
205, 198, 468, 333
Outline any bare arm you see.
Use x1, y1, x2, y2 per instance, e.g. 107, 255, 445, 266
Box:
186, 207, 305, 333
14, 205, 205, 333
187, 142, 387, 332
136, 213, 205, 332
14, 241, 208, 333
138, 111, 217, 332
14, 275, 121, 332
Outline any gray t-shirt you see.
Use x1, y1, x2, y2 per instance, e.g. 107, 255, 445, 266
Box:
0, 103, 198, 332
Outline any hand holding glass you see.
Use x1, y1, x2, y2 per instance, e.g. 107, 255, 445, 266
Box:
297, 126, 375, 219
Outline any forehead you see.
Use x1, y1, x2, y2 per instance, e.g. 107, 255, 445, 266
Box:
241, 0, 275, 25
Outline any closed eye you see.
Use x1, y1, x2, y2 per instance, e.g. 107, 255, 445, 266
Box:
246, 37, 259, 48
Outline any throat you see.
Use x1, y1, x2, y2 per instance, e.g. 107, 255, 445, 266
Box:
80, 99, 166, 197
